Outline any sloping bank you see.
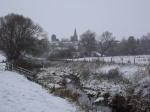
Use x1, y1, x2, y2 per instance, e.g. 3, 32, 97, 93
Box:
0, 71, 77, 112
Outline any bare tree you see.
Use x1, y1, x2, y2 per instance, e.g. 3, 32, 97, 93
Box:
0, 13, 45, 61
140, 33, 150, 54
98, 31, 115, 56
29, 37, 50, 57
80, 30, 96, 56
127, 36, 138, 55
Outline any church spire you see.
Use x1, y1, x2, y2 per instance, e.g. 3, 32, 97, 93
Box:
73, 28, 78, 41
74, 28, 77, 37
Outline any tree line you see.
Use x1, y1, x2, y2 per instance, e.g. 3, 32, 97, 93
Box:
0, 13, 150, 62
50, 30, 150, 58
79, 31, 150, 57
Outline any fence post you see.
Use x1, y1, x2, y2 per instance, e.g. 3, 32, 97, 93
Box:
121, 58, 123, 64
42, 64, 44, 69
5, 62, 8, 70
11, 63, 13, 71
134, 57, 135, 64
103, 58, 104, 63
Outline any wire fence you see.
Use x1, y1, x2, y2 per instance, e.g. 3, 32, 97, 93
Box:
66, 55, 150, 66
0, 62, 35, 80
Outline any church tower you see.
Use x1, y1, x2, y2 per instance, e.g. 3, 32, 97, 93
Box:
71, 28, 78, 41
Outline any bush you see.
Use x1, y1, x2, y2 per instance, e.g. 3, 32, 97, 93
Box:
111, 94, 126, 112
80, 68, 91, 81
107, 69, 130, 84
95, 68, 127, 82
108, 68, 120, 79
103, 92, 110, 105
53, 89, 79, 102
48, 49, 73, 59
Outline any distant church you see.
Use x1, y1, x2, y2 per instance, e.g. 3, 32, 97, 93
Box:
70, 28, 78, 42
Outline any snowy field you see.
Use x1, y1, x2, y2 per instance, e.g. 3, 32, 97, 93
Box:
0, 52, 149, 112
0, 53, 80, 112
95, 64, 145, 79
0, 71, 77, 112
0, 53, 6, 71
0, 52, 5, 62
68, 55, 150, 65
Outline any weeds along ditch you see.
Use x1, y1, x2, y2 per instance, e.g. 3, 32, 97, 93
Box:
25, 60, 150, 112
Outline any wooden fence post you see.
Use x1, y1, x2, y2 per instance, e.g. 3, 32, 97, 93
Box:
134, 57, 135, 64
111, 57, 112, 63
103, 58, 104, 63
122, 58, 123, 64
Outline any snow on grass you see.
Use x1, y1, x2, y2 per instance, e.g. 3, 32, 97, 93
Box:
119, 65, 145, 79
81, 64, 147, 96
134, 76, 150, 97
0, 71, 76, 112
94, 97, 104, 103
0, 63, 6, 71
83, 80, 124, 95
95, 64, 145, 80
0, 53, 6, 71
0, 52, 6, 62
96, 65, 119, 74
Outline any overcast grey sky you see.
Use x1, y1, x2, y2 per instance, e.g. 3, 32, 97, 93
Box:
0, 0, 150, 40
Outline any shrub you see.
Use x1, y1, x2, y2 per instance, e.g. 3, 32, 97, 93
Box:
108, 68, 130, 84
103, 92, 110, 104
80, 68, 91, 81
111, 94, 126, 112
54, 89, 79, 102
108, 68, 120, 79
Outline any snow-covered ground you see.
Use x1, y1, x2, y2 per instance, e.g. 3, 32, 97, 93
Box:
95, 64, 145, 80
38, 61, 150, 99
0, 71, 77, 112
0, 53, 6, 71
0, 52, 5, 62
1, 52, 149, 112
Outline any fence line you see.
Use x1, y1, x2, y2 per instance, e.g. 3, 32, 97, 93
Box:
65, 55, 150, 66
5, 62, 35, 80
